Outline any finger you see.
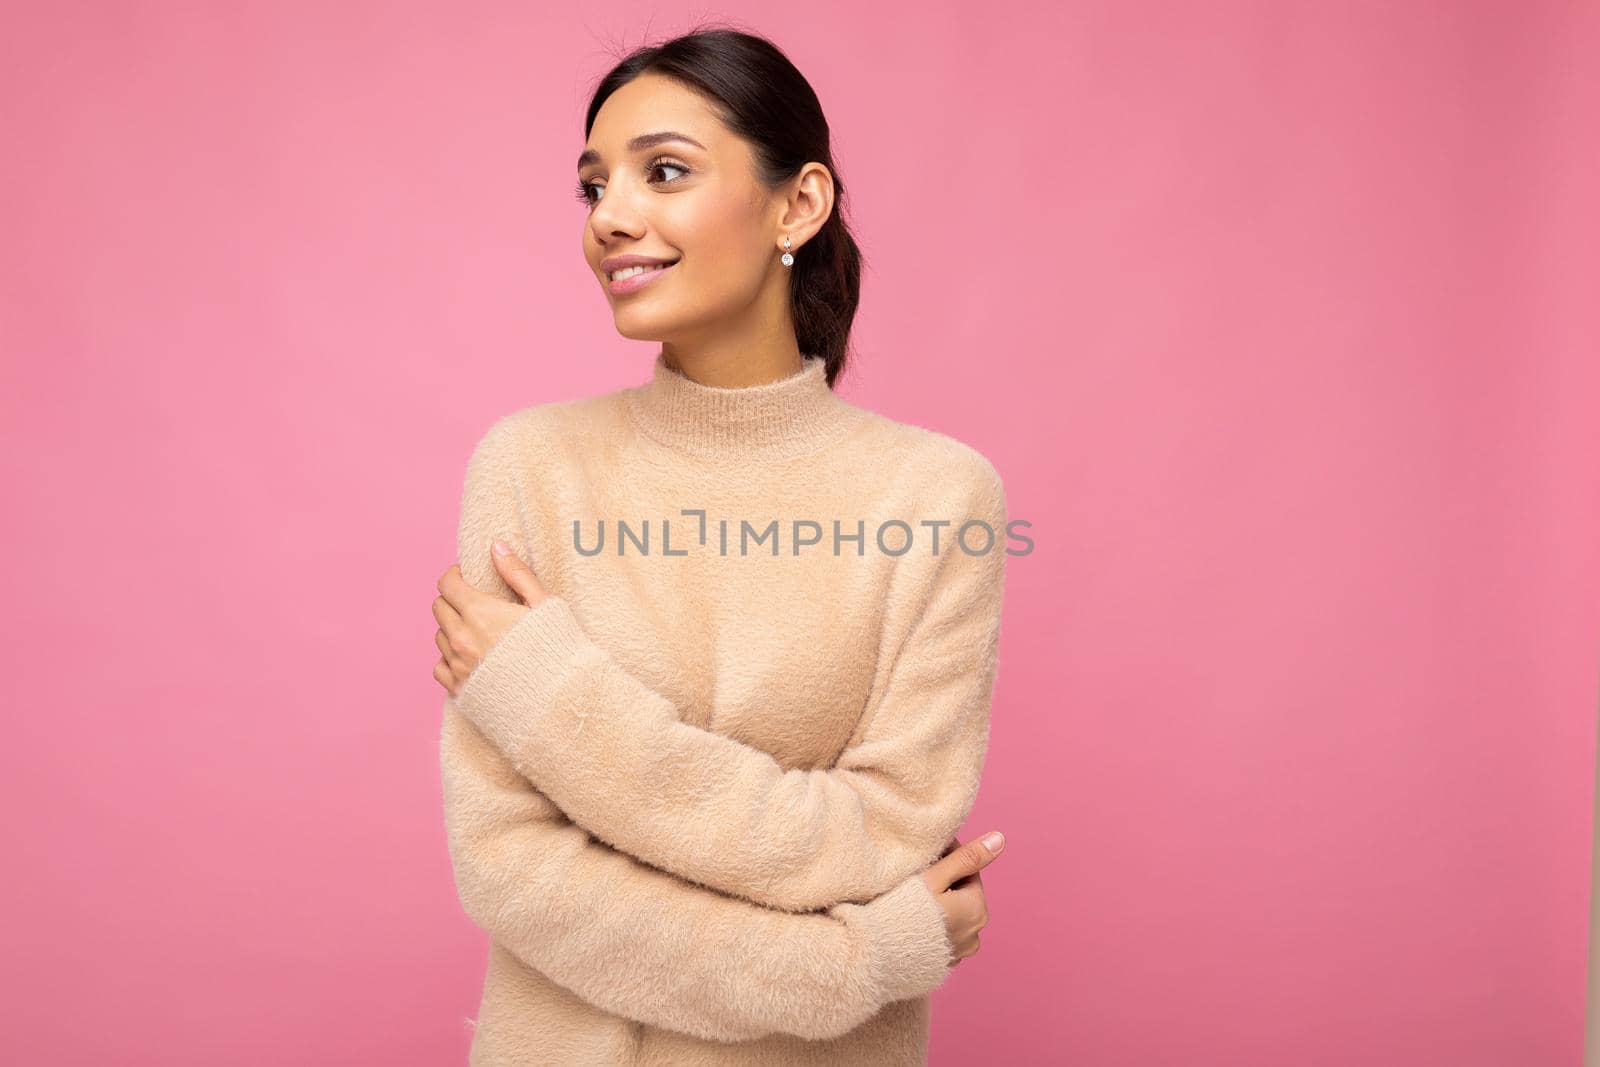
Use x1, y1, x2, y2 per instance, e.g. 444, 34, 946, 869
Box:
951, 865, 985, 890
491, 538, 546, 605
926, 832, 1004, 891
435, 629, 467, 671
437, 563, 477, 611
431, 593, 461, 629
433, 658, 457, 696
946, 879, 985, 905
432, 596, 473, 657
953, 878, 990, 931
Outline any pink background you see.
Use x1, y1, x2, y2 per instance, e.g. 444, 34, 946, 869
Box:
4, 3, 1598, 1065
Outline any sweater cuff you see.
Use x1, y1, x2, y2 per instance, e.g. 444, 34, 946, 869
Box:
452, 595, 598, 755
846, 871, 953, 1005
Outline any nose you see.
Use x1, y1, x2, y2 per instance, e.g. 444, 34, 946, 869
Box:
587, 180, 646, 243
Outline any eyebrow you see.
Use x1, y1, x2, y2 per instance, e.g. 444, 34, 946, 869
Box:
577, 131, 708, 171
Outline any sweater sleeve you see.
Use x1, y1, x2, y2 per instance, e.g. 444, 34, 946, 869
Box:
452, 423, 1008, 913
441, 702, 955, 1043
440, 416, 953, 1043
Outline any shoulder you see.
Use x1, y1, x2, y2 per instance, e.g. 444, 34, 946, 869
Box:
453, 389, 631, 563
851, 409, 1006, 515
464, 386, 630, 473
846, 414, 1011, 608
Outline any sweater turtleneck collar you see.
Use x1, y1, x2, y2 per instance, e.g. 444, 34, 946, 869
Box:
624, 348, 864, 462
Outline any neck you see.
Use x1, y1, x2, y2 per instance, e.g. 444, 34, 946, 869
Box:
660, 341, 808, 390
625, 345, 862, 463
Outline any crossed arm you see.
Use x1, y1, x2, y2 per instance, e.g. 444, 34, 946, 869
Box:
439, 416, 982, 1041
450, 419, 1010, 913
440, 702, 954, 1043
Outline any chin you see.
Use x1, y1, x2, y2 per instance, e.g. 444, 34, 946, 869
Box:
612, 316, 674, 342
613, 301, 713, 341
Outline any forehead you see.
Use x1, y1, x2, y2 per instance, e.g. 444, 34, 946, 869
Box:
582, 74, 723, 160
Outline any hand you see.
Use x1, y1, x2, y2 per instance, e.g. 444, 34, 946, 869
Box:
432, 538, 550, 698
922, 831, 1004, 964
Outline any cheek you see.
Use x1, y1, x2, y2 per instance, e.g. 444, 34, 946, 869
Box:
674, 204, 766, 289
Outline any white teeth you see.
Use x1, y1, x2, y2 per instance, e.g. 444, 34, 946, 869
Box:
610, 262, 673, 281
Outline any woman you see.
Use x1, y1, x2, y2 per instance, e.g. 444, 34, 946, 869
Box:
431, 27, 1011, 1067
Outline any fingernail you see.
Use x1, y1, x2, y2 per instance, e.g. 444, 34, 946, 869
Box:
983, 831, 1005, 854
492, 539, 510, 556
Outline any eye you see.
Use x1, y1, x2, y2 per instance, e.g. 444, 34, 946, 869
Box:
651, 158, 690, 184
574, 157, 692, 208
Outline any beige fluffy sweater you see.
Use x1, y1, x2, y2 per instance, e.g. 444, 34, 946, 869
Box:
441, 351, 1009, 1065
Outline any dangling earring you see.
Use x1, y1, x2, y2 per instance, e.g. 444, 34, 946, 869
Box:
780, 235, 794, 267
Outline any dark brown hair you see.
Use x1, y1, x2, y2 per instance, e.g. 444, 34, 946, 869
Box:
582, 25, 863, 388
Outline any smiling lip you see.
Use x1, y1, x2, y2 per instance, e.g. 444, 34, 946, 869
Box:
607, 260, 678, 296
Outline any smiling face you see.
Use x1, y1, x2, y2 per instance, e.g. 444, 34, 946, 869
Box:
575, 73, 791, 350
